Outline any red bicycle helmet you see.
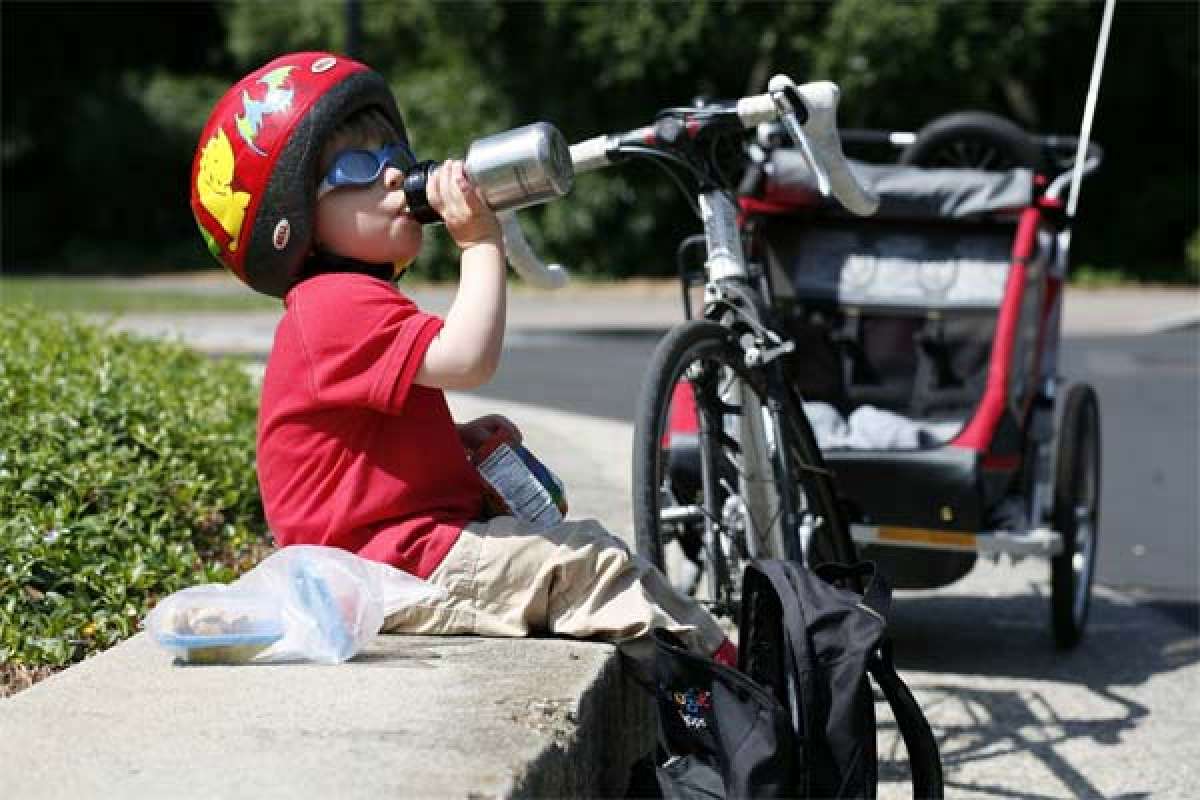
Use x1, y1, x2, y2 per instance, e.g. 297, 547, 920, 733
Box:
190, 52, 408, 297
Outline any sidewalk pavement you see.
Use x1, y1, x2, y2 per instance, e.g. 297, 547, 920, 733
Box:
95, 280, 1199, 357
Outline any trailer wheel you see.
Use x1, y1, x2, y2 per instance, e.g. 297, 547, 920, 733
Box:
901, 111, 1041, 171
1051, 384, 1101, 649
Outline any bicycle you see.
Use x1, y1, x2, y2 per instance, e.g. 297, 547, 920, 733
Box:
558, 77, 880, 618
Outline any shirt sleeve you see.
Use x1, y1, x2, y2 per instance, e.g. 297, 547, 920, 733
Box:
291, 277, 444, 414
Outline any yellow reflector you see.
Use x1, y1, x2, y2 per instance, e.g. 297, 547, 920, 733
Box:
878, 526, 977, 549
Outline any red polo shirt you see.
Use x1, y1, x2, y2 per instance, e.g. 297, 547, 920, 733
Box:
256, 272, 483, 578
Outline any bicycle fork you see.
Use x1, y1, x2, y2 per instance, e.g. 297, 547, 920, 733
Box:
697, 189, 809, 566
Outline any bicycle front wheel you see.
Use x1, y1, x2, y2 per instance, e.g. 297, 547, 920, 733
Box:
633, 320, 847, 619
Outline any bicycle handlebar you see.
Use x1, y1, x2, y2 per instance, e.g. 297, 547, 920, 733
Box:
570, 75, 879, 217
506, 75, 878, 288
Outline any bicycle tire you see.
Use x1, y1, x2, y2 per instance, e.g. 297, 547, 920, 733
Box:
1050, 383, 1101, 649
633, 319, 850, 618
900, 110, 1041, 171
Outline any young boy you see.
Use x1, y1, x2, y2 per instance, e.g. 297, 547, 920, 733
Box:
190, 51, 735, 667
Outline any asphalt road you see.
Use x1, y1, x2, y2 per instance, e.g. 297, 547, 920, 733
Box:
470, 327, 1200, 607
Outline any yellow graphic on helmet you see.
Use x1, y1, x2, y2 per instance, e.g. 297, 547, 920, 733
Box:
196, 128, 251, 253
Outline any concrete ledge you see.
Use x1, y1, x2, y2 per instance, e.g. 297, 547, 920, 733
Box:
0, 632, 654, 799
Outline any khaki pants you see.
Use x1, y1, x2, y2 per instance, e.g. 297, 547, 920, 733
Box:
382, 517, 726, 659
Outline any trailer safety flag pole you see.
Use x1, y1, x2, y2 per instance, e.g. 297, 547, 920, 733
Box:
1067, 0, 1116, 219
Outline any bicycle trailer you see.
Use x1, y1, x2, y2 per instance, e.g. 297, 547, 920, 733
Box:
731, 119, 1103, 646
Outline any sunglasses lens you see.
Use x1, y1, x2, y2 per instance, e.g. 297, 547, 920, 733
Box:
385, 144, 417, 171
334, 150, 384, 184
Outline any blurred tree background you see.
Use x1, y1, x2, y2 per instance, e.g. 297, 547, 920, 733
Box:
2, 0, 1196, 283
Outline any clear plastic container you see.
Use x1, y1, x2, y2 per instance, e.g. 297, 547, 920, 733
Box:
146, 587, 284, 664
144, 546, 448, 665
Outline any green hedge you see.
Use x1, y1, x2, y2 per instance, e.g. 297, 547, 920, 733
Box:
0, 308, 270, 668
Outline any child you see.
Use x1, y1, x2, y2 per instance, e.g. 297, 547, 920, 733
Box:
190, 51, 735, 668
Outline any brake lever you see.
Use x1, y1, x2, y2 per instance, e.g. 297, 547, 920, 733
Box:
768, 75, 880, 217
770, 84, 832, 199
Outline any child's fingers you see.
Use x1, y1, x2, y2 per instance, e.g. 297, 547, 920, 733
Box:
441, 160, 470, 218
456, 165, 490, 213
433, 159, 499, 248
475, 414, 519, 443
449, 162, 480, 213
505, 420, 523, 445
427, 159, 449, 211
492, 415, 522, 445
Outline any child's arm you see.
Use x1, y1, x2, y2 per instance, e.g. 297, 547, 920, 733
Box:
415, 160, 506, 390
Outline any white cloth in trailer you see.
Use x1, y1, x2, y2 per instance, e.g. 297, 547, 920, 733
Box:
802, 401, 966, 451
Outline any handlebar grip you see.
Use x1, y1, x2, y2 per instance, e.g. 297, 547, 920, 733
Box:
737, 93, 777, 127
499, 212, 569, 289
569, 136, 614, 175
769, 76, 880, 217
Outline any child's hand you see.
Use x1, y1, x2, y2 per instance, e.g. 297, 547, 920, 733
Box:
428, 159, 502, 251
457, 414, 523, 453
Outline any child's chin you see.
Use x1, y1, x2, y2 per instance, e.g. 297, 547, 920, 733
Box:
388, 218, 422, 246
391, 231, 423, 262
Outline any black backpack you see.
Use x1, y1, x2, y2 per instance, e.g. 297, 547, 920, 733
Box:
628, 559, 943, 799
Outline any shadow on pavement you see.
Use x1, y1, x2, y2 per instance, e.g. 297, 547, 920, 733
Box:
874, 587, 1197, 799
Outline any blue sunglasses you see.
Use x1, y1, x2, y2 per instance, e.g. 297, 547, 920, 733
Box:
317, 142, 418, 199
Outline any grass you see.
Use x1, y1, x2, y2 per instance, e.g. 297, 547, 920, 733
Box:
1069, 263, 1137, 289
0, 266, 1190, 329
0, 276, 281, 313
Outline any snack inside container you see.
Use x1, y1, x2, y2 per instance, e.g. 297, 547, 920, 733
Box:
148, 587, 285, 664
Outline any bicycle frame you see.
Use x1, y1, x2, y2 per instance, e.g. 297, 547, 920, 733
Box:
561, 78, 876, 582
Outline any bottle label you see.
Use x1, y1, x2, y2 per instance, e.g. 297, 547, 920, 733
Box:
475, 438, 566, 531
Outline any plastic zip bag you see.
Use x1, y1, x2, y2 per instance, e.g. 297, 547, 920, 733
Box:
144, 545, 446, 664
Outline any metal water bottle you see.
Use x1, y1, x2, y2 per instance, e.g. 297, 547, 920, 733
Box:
403, 122, 574, 224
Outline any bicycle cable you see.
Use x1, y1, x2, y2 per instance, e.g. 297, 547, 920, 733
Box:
619, 138, 743, 219
617, 145, 705, 217
708, 134, 745, 205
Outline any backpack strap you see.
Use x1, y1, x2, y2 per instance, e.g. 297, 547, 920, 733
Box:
813, 560, 892, 621
868, 640, 944, 800
744, 561, 819, 744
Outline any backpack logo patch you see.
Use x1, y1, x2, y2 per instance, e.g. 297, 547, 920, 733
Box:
672, 689, 712, 729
